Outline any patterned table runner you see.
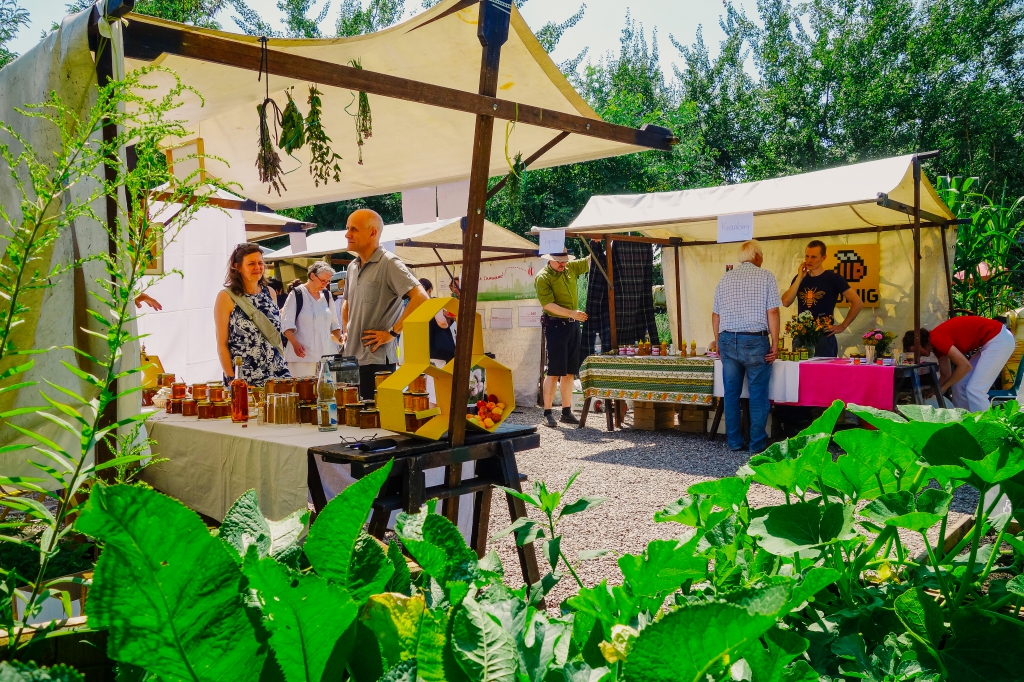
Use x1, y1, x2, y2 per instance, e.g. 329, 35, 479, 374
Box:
579, 355, 715, 405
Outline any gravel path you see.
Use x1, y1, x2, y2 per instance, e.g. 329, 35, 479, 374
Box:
486, 406, 977, 609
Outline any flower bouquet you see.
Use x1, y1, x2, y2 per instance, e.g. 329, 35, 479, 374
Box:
862, 329, 896, 357
785, 311, 833, 355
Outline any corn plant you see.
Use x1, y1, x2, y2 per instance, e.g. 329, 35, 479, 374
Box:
938, 176, 1024, 317
0, 66, 219, 656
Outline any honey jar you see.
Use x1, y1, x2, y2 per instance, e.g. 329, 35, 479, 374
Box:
169, 399, 183, 414
157, 373, 175, 387
213, 401, 231, 419
404, 411, 419, 432
299, 404, 313, 425
295, 377, 316, 403
181, 398, 198, 417
409, 374, 427, 394
345, 402, 363, 427
359, 408, 380, 429
192, 383, 208, 401
409, 392, 429, 412
337, 384, 359, 406
208, 382, 226, 403
374, 371, 391, 388
197, 401, 212, 419
266, 378, 295, 394
171, 382, 188, 400
403, 392, 416, 411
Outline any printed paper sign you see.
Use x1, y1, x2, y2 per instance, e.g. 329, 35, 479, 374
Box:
717, 212, 754, 243
823, 243, 880, 307
437, 181, 470, 220
288, 231, 307, 254
490, 308, 513, 329
538, 228, 566, 255
518, 305, 543, 328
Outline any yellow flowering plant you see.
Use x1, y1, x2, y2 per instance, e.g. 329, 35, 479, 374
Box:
785, 311, 834, 353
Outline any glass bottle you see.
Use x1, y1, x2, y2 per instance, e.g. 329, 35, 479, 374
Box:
230, 356, 248, 423
316, 359, 338, 431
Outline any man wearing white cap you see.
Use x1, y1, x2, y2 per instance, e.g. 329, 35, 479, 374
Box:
535, 251, 590, 428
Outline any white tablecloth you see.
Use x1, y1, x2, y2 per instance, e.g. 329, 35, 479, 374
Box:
143, 414, 476, 536
712, 359, 801, 403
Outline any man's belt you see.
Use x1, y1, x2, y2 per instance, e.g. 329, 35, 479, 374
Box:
722, 330, 769, 336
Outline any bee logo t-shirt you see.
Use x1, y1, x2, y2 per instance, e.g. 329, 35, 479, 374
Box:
791, 271, 850, 320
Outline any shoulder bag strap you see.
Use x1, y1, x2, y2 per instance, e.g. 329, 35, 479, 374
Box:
224, 288, 286, 358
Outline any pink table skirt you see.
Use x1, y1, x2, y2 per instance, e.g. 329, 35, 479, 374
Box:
795, 360, 895, 411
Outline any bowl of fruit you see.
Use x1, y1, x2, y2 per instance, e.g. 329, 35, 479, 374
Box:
467, 394, 507, 432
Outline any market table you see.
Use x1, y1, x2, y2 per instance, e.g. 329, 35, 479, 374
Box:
577, 355, 715, 430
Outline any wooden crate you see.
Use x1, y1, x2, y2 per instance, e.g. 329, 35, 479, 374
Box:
633, 402, 675, 430
675, 406, 709, 434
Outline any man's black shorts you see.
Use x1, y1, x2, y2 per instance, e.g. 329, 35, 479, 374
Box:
545, 317, 582, 377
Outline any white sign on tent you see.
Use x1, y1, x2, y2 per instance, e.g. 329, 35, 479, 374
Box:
289, 231, 308, 254
437, 181, 470, 220
538, 228, 565, 255
402, 186, 437, 225
717, 212, 754, 243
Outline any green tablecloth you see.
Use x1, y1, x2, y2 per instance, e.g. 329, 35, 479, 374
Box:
579, 355, 716, 405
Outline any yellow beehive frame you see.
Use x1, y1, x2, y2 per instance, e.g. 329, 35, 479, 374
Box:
377, 297, 515, 440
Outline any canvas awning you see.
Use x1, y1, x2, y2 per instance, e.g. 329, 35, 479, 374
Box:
149, 187, 314, 241
265, 218, 538, 266
560, 155, 956, 240
121, 0, 650, 210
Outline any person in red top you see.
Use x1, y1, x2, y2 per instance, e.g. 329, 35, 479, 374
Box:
903, 316, 1015, 412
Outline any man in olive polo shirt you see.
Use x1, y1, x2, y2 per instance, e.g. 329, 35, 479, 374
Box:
535, 251, 590, 428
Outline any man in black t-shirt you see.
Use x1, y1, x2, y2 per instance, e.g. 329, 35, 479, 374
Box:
781, 240, 864, 357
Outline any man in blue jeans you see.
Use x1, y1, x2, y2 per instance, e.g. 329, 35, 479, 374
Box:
710, 240, 781, 453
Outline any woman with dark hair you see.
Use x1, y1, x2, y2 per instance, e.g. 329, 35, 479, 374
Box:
267, 277, 286, 308
214, 243, 290, 386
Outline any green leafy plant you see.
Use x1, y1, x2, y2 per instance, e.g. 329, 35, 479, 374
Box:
0, 66, 220, 657
347, 60, 373, 165
279, 87, 306, 155
256, 95, 287, 195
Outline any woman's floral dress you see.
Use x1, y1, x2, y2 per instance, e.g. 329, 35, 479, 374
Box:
226, 287, 291, 386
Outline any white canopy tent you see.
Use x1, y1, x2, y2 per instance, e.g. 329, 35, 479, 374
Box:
542, 155, 959, 357
122, 1, 655, 209
264, 217, 538, 266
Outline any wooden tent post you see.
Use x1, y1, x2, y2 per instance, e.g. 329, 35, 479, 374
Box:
673, 246, 683, 350
941, 225, 954, 318
606, 237, 617, 348
447, 0, 510, 457
913, 156, 922, 364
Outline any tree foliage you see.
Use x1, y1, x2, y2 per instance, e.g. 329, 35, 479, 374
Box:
0, 0, 28, 69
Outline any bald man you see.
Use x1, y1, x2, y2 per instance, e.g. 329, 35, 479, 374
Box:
341, 209, 429, 399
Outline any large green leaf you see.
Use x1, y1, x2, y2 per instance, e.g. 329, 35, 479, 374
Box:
861, 490, 950, 532
894, 587, 945, 651
395, 510, 478, 584
561, 661, 612, 682
347, 533, 395, 603
860, 491, 915, 526
940, 607, 1024, 681
797, 400, 845, 438
452, 596, 517, 682
618, 535, 708, 597
218, 491, 308, 566
623, 589, 787, 682
898, 404, 967, 423
243, 554, 358, 682
304, 460, 393, 585
961, 442, 1024, 484
740, 627, 810, 682
517, 611, 571, 682
653, 494, 715, 526
822, 454, 894, 501
361, 593, 447, 680
77, 484, 264, 682
686, 477, 749, 510
747, 502, 856, 556
384, 540, 412, 596
565, 581, 640, 640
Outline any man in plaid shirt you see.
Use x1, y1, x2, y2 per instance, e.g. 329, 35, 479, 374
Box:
710, 240, 781, 453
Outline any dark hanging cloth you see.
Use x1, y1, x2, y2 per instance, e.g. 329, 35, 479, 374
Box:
612, 241, 658, 345
582, 240, 611, 356
580, 241, 658, 365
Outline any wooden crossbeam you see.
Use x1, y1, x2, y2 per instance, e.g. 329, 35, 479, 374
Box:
876, 193, 956, 226
120, 19, 677, 151
397, 240, 536, 255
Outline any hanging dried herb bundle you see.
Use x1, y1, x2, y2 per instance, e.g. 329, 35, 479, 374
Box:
279, 89, 305, 154
505, 152, 525, 206
256, 98, 287, 196
306, 85, 342, 186
349, 59, 373, 165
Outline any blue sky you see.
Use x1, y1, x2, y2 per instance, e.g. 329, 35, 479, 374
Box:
13, 1, 755, 78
